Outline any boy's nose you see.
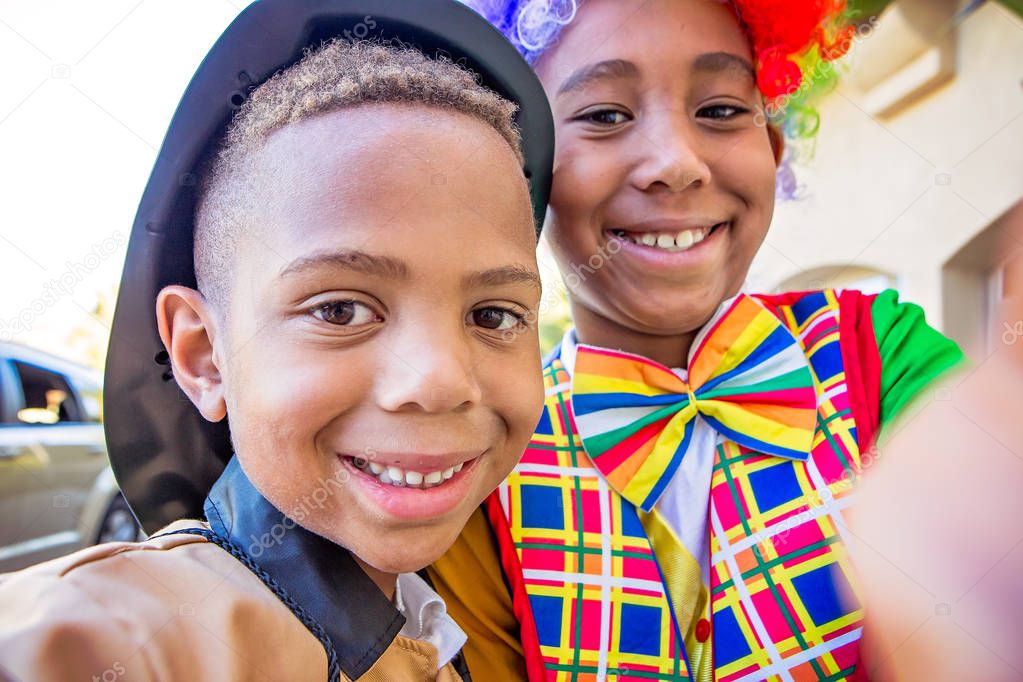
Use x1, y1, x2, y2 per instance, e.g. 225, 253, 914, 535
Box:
629, 110, 711, 193
373, 328, 483, 413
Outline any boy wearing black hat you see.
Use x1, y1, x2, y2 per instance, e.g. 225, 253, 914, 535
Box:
0, 2, 553, 680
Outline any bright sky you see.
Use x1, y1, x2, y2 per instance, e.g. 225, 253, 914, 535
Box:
0, 0, 574, 367
0, 0, 246, 363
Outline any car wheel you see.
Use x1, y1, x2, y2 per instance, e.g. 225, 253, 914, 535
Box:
97, 493, 145, 543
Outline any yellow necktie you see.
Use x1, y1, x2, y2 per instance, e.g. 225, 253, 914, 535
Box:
639, 508, 714, 682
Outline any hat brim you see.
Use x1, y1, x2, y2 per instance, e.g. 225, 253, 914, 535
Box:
104, 0, 553, 533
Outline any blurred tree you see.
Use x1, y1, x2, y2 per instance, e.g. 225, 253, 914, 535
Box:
539, 284, 573, 357
61, 283, 118, 371
998, 0, 1023, 16
848, 0, 1022, 23
848, 0, 896, 22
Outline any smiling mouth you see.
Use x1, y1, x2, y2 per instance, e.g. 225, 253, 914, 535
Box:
341, 455, 475, 489
609, 222, 729, 252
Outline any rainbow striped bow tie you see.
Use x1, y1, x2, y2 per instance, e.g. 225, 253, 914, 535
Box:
571, 294, 819, 511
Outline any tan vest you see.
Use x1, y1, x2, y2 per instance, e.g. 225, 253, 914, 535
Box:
0, 519, 461, 682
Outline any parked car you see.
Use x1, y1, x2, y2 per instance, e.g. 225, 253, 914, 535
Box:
0, 342, 142, 572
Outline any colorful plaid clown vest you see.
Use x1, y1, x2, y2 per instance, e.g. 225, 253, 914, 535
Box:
487, 290, 885, 682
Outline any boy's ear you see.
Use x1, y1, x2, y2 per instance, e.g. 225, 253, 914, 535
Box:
767, 123, 785, 166
155, 285, 227, 422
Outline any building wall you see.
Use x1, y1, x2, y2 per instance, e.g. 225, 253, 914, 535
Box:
749, 0, 1023, 358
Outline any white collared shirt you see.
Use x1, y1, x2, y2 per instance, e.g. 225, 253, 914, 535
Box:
393, 572, 468, 671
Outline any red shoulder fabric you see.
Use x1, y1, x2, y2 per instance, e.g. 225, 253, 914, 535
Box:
838, 290, 882, 452
837, 290, 882, 680
484, 491, 547, 681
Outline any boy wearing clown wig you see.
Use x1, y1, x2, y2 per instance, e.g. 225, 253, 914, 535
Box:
428, 1, 964, 680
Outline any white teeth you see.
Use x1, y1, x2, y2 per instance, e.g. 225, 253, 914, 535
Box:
351, 457, 468, 489
619, 224, 721, 252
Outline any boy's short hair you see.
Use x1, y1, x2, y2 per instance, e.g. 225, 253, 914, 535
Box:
194, 38, 526, 310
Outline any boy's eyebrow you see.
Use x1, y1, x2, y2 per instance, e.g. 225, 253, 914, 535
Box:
465, 265, 542, 292
691, 52, 756, 82
557, 59, 639, 97
277, 252, 539, 291
278, 249, 409, 280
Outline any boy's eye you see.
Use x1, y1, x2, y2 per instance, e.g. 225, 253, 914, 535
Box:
577, 108, 632, 126
312, 300, 380, 326
470, 307, 525, 331
697, 104, 748, 120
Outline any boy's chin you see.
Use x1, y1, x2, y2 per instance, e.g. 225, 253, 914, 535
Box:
353, 539, 454, 576
629, 278, 745, 330
346, 525, 461, 576
603, 296, 725, 339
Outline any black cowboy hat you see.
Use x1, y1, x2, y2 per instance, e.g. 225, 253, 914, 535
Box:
104, 0, 554, 534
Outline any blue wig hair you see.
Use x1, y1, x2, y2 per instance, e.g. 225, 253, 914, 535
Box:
463, 0, 579, 64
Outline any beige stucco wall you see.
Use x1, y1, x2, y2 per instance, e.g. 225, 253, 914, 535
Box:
749, 1, 1023, 347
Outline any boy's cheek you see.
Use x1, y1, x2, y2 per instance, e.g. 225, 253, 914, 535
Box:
473, 351, 548, 509
480, 354, 546, 467
549, 159, 617, 242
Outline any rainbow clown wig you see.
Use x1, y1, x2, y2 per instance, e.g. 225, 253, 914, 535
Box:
461, 0, 857, 198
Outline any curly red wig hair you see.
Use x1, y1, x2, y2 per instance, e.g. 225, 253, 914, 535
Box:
730, 0, 854, 99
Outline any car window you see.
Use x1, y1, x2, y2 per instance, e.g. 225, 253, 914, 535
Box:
11, 361, 82, 425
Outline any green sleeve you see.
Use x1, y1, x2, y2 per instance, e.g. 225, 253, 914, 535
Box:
871, 289, 966, 426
